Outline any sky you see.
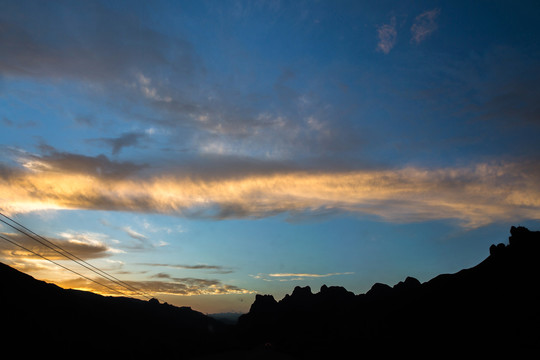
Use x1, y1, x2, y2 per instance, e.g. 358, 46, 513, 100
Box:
1, 0, 540, 314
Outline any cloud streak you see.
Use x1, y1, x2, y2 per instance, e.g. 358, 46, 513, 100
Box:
140, 263, 234, 274
87, 132, 149, 156
57, 273, 253, 297
252, 272, 355, 281
0, 1, 197, 81
377, 17, 397, 54
411, 8, 440, 44
0, 231, 115, 261
9, 148, 146, 179
268, 272, 354, 278
2, 153, 540, 227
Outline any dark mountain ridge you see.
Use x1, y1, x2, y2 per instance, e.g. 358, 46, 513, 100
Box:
2, 226, 539, 358
0, 261, 229, 358
238, 226, 540, 357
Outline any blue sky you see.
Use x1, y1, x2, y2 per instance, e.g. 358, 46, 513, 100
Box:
1, 0, 540, 313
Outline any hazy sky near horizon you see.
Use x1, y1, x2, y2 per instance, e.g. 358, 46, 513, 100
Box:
1, 0, 540, 313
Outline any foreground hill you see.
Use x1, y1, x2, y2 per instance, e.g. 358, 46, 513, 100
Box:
0, 262, 229, 358
238, 226, 540, 357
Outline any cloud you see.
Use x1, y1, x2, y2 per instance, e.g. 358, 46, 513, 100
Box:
99, 218, 157, 250
406, 46, 540, 140
87, 132, 149, 156
1, 117, 37, 129
411, 8, 440, 44
121, 226, 148, 242
6, 147, 146, 179
55, 274, 254, 297
0, 1, 197, 81
377, 17, 397, 54
253, 272, 355, 281
135, 72, 173, 103
464, 47, 540, 127
119, 226, 158, 250
140, 263, 234, 274
0, 0, 206, 139
1, 152, 540, 228
0, 230, 115, 261
1, 1, 361, 162
268, 272, 354, 278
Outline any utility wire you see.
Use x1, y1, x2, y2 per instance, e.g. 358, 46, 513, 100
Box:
0, 211, 155, 300
0, 216, 146, 298
0, 212, 154, 300
0, 233, 129, 297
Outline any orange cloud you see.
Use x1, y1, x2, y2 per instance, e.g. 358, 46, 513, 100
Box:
1, 161, 539, 228
55, 276, 255, 297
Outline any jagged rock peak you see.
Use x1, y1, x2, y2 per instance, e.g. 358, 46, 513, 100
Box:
509, 226, 539, 248
366, 282, 392, 297
319, 284, 351, 295
489, 226, 540, 256
393, 276, 421, 291
249, 294, 277, 313
148, 298, 160, 305
291, 285, 312, 297
489, 243, 506, 256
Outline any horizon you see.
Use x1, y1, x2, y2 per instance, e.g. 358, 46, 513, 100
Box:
1, 0, 540, 314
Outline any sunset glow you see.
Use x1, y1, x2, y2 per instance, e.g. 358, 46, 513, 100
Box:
1, 0, 539, 314
2, 162, 540, 227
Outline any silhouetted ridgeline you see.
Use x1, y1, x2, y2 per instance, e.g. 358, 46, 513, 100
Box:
0, 262, 230, 358
238, 226, 540, 357
2, 226, 540, 359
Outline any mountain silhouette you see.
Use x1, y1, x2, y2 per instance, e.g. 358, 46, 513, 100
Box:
2, 226, 540, 358
0, 261, 230, 358
238, 226, 540, 358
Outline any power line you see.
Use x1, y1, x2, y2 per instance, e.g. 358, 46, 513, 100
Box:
0, 211, 155, 300
0, 212, 154, 300
0, 233, 129, 297
0, 216, 146, 298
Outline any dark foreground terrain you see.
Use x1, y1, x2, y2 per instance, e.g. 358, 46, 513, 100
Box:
2, 226, 540, 358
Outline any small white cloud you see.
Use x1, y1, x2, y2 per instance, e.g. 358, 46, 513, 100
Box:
306, 116, 325, 131
135, 72, 172, 103
411, 8, 441, 44
268, 272, 354, 278
252, 272, 354, 281
377, 17, 397, 54
137, 73, 151, 86
197, 114, 209, 123
103, 259, 125, 270
122, 226, 147, 241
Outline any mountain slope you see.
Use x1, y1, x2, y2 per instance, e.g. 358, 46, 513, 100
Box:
0, 262, 225, 358
238, 226, 540, 357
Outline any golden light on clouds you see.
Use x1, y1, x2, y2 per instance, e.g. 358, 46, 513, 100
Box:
1, 162, 540, 228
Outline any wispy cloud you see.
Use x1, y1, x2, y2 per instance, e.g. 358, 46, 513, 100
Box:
122, 226, 148, 242
99, 219, 159, 250
56, 273, 254, 297
377, 16, 397, 54
268, 272, 354, 278
0, 1, 198, 82
411, 8, 441, 44
140, 263, 234, 274
0, 1, 364, 162
252, 272, 354, 281
0, 231, 116, 261
2, 150, 540, 228
87, 132, 149, 156
8, 147, 146, 179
